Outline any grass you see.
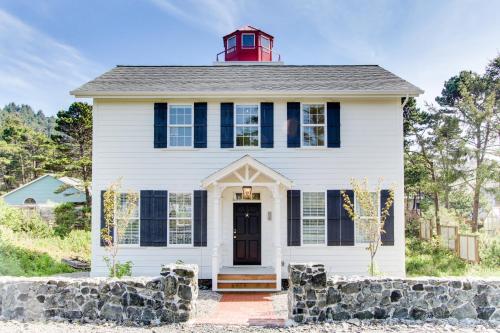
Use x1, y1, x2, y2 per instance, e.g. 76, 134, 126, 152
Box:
0, 225, 90, 276
405, 236, 500, 277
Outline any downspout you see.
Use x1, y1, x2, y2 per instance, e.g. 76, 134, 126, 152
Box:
401, 93, 410, 109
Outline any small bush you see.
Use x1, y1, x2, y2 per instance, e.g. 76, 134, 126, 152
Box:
479, 235, 500, 268
406, 236, 467, 276
54, 203, 90, 237
104, 257, 133, 278
0, 201, 52, 238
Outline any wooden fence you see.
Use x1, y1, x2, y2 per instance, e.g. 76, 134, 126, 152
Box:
419, 222, 480, 263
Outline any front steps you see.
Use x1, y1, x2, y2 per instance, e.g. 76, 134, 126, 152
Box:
216, 267, 278, 291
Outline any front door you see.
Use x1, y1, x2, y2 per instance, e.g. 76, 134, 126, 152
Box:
233, 203, 261, 265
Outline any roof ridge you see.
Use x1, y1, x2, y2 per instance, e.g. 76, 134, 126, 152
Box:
115, 64, 382, 68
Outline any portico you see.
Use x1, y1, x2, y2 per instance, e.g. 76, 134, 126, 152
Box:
201, 155, 293, 291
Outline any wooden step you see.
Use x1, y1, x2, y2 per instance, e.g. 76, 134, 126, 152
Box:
217, 282, 277, 289
217, 274, 276, 281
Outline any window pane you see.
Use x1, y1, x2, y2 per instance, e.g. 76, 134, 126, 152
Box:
303, 219, 325, 245
169, 193, 192, 218
303, 126, 325, 147
235, 105, 258, 124
117, 218, 139, 245
355, 192, 378, 217
236, 126, 259, 147
303, 192, 325, 217
169, 127, 192, 147
169, 106, 192, 125
355, 218, 377, 244
260, 36, 270, 49
303, 104, 325, 125
169, 219, 192, 245
227, 36, 236, 49
116, 193, 139, 218
242, 34, 255, 47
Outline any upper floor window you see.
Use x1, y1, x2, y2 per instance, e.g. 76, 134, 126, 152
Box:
241, 33, 255, 48
354, 192, 379, 244
260, 35, 270, 51
302, 104, 326, 147
169, 193, 193, 246
169, 105, 193, 147
235, 104, 259, 147
227, 36, 236, 52
302, 192, 326, 245
115, 193, 140, 245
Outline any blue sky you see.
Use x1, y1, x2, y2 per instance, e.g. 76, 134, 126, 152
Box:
0, 0, 499, 116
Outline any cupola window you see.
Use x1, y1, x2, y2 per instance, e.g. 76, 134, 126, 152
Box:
241, 33, 255, 48
260, 35, 270, 50
227, 36, 236, 52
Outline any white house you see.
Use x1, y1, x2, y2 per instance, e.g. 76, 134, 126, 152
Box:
71, 26, 423, 291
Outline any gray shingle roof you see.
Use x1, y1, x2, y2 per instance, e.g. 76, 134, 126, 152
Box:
71, 65, 423, 97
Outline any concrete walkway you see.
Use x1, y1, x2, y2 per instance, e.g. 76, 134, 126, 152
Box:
195, 292, 286, 327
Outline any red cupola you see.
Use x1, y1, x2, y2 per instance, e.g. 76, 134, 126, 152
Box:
217, 26, 278, 62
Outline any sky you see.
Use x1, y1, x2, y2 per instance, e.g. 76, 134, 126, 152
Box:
0, 0, 499, 116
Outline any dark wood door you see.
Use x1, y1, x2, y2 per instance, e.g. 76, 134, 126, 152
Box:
233, 203, 261, 265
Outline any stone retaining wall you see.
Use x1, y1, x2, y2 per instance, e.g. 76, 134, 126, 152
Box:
288, 263, 500, 323
0, 264, 198, 325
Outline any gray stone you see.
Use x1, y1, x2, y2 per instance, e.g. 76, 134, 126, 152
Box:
374, 307, 388, 319
311, 272, 326, 288
326, 288, 341, 304
164, 275, 178, 297
412, 284, 424, 291
178, 285, 192, 300
342, 282, 360, 294
333, 311, 351, 321
473, 293, 488, 307
392, 308, 408, 319
451, 303, 477, 320
477, 307, 495, 320
354, 310, 373, 320
140, 308, 156, 325
100, 304, 123, 322
432, 305, 450, 318
391, 290, 402, 302
410, 307, 427, 320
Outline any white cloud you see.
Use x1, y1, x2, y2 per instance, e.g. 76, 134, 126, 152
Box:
149, 0, 243, 35
0, 9, 102, 115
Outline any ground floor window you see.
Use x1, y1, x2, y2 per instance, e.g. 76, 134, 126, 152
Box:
115, 192, 140, 245
302, 192, 326, 245
168, 192, 193, 245
354, 192, 379, 245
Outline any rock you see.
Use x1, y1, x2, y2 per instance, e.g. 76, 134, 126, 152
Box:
333, 311, 351, 321
141, 308, 156, 325
451, 303, 477, 320
128, 292, 145, 306
311, 272, 326, 288
374, 307, 388, 319
178, 285, 192, 300
412, 284, 424, 291
391, 290, 402, 302
342, 282, 360, 294
432, 305, 450, 318
477, 307, 495, 320
326, 288, 341, 304
63, 310, 82, 320
36, 295, 45, 303
354, 310, 373, 320
410, 307, 427, 320
100, 304, 123, 322
164, 275, 178, 297
473, 293, 488, 307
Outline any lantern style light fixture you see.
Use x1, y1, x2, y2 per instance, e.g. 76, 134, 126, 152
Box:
242, 186, 253, 200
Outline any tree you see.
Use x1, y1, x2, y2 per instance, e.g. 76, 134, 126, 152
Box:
342, 179, 394, 276
101, 179, 136, 278
436, 59, 499, 232
52, 102, 93, 206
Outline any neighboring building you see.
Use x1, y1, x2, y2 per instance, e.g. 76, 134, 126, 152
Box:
72, 26, 423, 291
1, 174, 86, 207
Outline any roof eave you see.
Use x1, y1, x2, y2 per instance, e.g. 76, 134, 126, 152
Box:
71, 89, 424, 99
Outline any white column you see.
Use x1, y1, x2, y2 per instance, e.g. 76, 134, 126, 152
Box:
211, 184, 222, 290
272, 184, 282, 291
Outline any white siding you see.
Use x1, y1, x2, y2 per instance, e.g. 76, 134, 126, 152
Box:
91, 98, 405, 278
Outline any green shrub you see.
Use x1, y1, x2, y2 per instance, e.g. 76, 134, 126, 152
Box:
479, 235, 500, 268
406, 236, 467, 276
0, 240, 75, 276
103, 257, 132, 278
0, 201, 52, 238
53, 203, 90, 237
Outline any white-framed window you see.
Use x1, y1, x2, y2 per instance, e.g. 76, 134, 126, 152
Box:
241, 33, 255, 48
227, 35, 236, 52
235, 104, 259, 147
115, 192, 140, 246
168, 192, 193, 246
302, 103, 326, 147
260, 35, 270, 51
302, 192, 326, 245
354, 192, 380, 245
168, 104, 193, 147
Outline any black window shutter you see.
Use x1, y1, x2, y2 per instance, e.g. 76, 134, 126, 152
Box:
287, 190, 301, 246
327, 190, 342, 246
260, 102, 274, 148
381, 189, 395, 246
287, 102, 300, 148
327, 102, 341, 148
194, 102, 207, 148
140, 190, 168, 246
220, 103, 234, 148
154, 103, 168, 148
100, 190, 114, 246
193, 190, 207, 247
340, 190, 354, 246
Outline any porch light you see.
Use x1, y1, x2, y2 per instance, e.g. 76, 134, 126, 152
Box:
242, 186, 253, 200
